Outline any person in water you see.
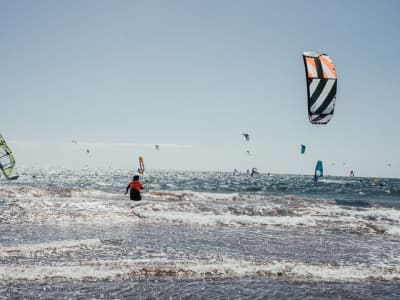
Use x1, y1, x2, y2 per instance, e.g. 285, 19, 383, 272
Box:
250, 168, 258, 177
124, 175, 143, 201
313, 174, 318, 182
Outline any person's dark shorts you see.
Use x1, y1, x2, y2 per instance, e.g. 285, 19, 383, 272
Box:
130, 189, 141, 201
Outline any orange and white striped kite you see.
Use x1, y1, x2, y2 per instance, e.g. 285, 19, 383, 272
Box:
302, 51, 337, 124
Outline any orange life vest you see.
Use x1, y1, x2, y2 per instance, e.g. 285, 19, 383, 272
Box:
128, 180, 143, 192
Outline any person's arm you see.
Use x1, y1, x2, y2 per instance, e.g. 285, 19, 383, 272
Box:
124, 184, 130, 194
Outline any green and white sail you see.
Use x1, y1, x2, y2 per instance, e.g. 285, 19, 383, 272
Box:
0, 134, 18, 180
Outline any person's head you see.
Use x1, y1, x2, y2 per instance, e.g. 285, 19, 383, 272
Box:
133, 175, 140, 181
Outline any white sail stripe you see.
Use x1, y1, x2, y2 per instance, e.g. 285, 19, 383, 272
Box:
310, 80, 335, 113
322, 98, 336, 114
309, 79, 320, 95
319, 115, 332, 123
321, 60, 335, 79
310, 114, 332, 124
306, 62, 318, 77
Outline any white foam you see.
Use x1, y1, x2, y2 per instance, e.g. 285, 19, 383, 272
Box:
2, 186, 400, 235
1, 259, 399, 282
0, 239, 102, 258
384, 224, 400, 236
133, 209, 316, 227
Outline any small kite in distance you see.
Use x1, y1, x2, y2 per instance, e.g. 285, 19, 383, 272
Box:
242, 133, 250, 142
301, 144, 306, 154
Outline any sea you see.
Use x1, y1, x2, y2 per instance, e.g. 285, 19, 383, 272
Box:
1, 168, 400, 299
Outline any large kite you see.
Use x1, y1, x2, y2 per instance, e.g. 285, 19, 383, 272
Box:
302, 51, 337, 124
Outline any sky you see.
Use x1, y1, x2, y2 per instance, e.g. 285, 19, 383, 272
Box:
1, 0, 400, 178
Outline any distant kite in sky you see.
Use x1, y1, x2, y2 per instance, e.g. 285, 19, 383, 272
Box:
155, 145, 159, 151
246, 150, 251, 156
301, 144, 306, 154
86, 149, 90, 154
303, 51, 337, 124
242, 133, 250, 142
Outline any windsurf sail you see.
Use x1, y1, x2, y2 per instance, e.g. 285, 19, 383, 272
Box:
314, 160, 323, 180
301, 144, 306, 154
138, 156, 145, 174
302, 51, 337, 124
0, 134, 18, 180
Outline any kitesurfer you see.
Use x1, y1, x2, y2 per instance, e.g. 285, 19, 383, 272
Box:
124, 175, 143, 201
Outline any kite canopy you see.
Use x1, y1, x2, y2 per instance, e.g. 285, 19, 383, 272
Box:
242, 133, 250, 142
301, 144, 306, 154
155, 145, 159, 151
302, 51, 337, 124
0, 134, 18, 180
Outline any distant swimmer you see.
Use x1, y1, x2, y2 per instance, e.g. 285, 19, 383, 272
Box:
124, 175, 143, 201
250, 168, 259, 177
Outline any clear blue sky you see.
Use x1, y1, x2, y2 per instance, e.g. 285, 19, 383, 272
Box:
1, 0, 399, 178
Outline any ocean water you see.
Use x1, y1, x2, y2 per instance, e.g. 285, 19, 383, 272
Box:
1, 168, 400, 299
